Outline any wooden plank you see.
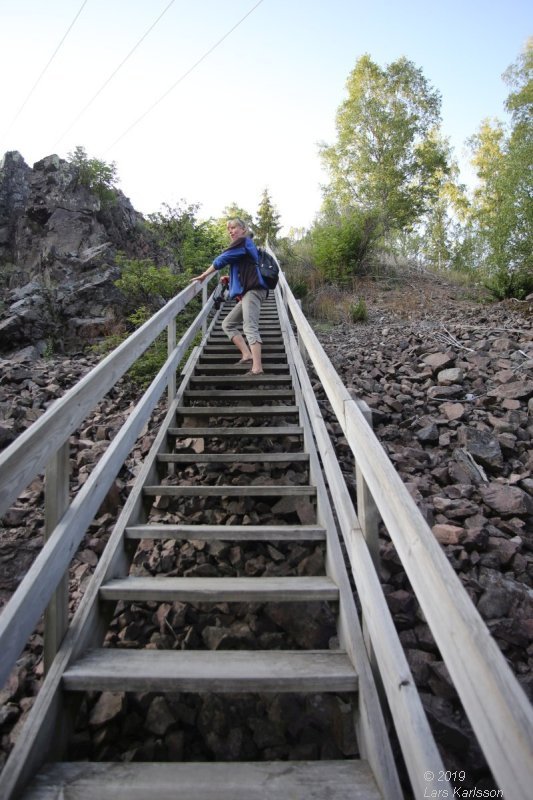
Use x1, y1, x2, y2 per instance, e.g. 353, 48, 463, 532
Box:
175, 405, 299, 415
167, 425, 303, 436
194, 365, 289, 374
43, 442, 70, 673
203, 344, 286, 352
100, 575, 339, 602
143, 485, 316, 497
125, 523, 326, 541
183, 389, 295, 399
198, 350, 285, 360
22, 760, 381, 800
189, 375, 293, 385
276, 293, 403, 799
157, 452, 308, 463
279, 301, 449, 799
62, 649, 358, 693
167, 318, 176, 402
280, 272, 533, 799
354, 400, 380, 571
209, 333, 283, 340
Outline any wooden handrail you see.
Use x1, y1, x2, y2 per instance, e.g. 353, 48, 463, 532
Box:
0, 289, 214, 688
277, 269, 533, 799
277, 292, 450, 798
0, 278, 212, 518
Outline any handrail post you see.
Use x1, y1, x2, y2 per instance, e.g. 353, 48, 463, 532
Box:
43, 442, 70, 672
167, 316, 177, 403
355, 400, 382, 678
355, 400, 380, 571
202, 282, 208, 335
296, 299, 308, 364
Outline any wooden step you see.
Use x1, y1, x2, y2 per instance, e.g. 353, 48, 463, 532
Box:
183, 389, 295, 400
125, 524, 327, 541
167, 425, 303, 436
216, 312, 278, 317
211, 320, 280, 325
209, 336, 284, 342
175, 405, 299, 416
62, 649, 358, 693
210, 331, 283, 338
100, 576, 339, 603
157, 452, 308, 463
188, 375, 293, 385
208, 340, 284, 347
194, 365, 290, 374
199, 354, 287, 363
22, 760, 381, 800
203, 344, 285, 352
142, 485, 317, 497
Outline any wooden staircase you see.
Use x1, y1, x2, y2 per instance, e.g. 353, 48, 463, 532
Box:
8, 293, 398, 799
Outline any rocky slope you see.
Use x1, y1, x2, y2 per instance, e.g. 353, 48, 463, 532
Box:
0, 271, 532, 787
313, 274, 533, 769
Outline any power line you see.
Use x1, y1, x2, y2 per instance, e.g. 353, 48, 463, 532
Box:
3, 0, 89, 137
54, 0, 177, 148
105, 0, 265, 153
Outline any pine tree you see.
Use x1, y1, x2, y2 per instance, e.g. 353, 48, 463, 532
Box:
254, 188, 282, 245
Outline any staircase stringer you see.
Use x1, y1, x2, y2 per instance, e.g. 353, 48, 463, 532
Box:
275, 289, 451, 798
0, 310, 218, 800
275, 292, 403, 800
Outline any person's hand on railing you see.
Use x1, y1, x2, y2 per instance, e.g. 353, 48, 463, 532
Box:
190, 265, 216, 283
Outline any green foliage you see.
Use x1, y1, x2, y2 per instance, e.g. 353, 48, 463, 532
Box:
124, 306, 202, 389
68, 146, 118, 207
482, 265, 533, 301
112, 256, 204, 387
272, 233, 320, 298
254, 188, 282, 245
349, 298, 368, 322
320, 55, 449, 236
146, 201, 227, 274
310, 206, 380, 282
289, 278, 309, 299
114, 256, 184, 314
466, 39, 533, 299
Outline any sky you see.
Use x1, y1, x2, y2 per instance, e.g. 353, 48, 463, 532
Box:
1, 0, 531, 234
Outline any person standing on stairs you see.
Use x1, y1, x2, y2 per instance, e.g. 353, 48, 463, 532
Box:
190, 217, 268, 376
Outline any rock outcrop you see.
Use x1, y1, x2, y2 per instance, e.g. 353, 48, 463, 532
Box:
0, 151, 148, 352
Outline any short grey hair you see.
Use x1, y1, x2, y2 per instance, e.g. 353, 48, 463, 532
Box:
227, 217, 248, 234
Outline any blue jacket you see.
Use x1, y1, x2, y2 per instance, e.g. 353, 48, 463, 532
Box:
212, 237, 267, 298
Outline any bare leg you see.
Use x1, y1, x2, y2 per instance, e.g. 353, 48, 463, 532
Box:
232, 334, 252, 360
250, 341, 263, 374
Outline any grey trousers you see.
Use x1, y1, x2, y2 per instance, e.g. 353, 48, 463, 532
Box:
222, 288, 268, 345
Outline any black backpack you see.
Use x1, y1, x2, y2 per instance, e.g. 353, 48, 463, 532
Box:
256, 246, 279, 290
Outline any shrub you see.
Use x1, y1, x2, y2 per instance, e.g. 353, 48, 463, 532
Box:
107, 256, 204, 387
349, 298, 368, 322
481, 254, 533, 300
114, 256, 184, 314
68, 146, 118, 208
289, 279, 309, 299
310, 207, 380, 282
